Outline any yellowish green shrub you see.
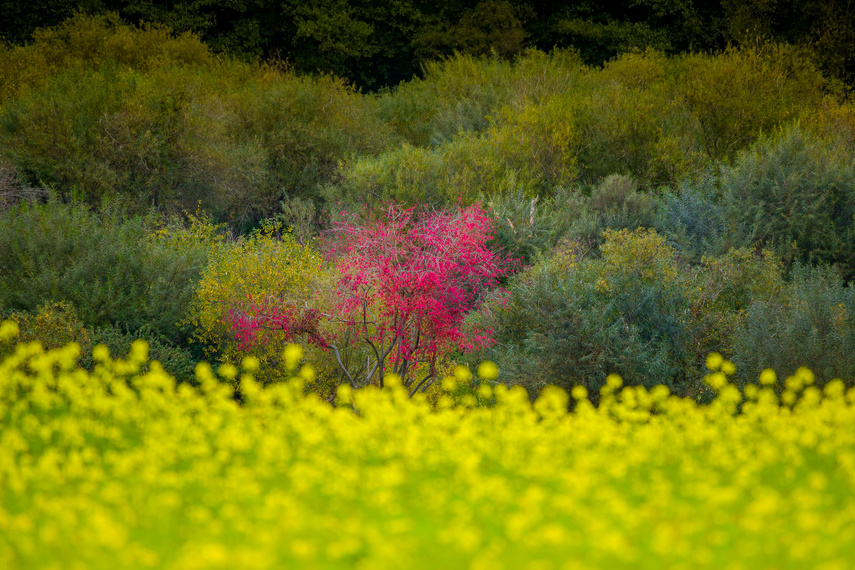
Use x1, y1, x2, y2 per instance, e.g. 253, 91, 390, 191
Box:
187, 222, 324, 384
1, 301, 91, 360
0, 201, 208, 345
0, 13, 214, 104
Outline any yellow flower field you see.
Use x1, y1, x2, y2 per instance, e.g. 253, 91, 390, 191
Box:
1, 320, 854, 569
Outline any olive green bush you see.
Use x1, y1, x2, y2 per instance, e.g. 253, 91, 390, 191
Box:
336, 46, 837, 215
673, 44, 830, 160
0, 61, 391, 226
0, 13, 214, 104
718, 124, 855, 280
0, 14, 394, 228
471, 229, 788, 401
377, 50, 585, 147
0, 200, 208, 345
732, 264, 855, 388
1, 301, 92, 362
486, 187, 587, 268
472, 229, 691, 399
81, 324, 199, 385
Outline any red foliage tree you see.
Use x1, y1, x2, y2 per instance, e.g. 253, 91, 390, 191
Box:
228, 204, 508, 394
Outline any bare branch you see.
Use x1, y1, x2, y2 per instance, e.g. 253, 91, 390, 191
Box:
330, 345, 357, 389
408, 372, 436, 398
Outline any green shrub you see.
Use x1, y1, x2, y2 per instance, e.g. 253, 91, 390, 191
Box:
322, 134, 548, 215
230, 70, 392, 225
0, 62, 249, 216
81, 324, 199, 385
0, 14, 393, 227
567, 174, 661, 246
0, 13, 214, 104
473, 229, 692, 399
2, 301, 92, 360
357, 46, 835, 216
673, 44, 831, 161
0, 200, 208, 345
471, 228, 790, 401
377, 50, 585, 147
655, 173, 739, 261
719, 124, 855, 279
486, 186, 587, 268
684, 249, 785, 381
732, 264, 855, 388
0, 54, 392, 227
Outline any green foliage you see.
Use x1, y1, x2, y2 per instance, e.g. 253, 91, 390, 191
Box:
0, 200, 208, 345
721, 0, 855, 87
655, 173, 735, 262
344, 46, 835, 214
685, 249, 785, 383
732, 264, 855, 388
475, 229, 691, 399
674, 44, 830, 161
232, 69, 392, 225
2, 301, 92, 360
4, 0, 855, 91
0, 13, 214, 103
377, 50, 585, 147
570, 174, 661, 245
413, 0, 532, 62
719, 124, 855, 279
0, 20, 393, 226
81, 324, 199, 385
322, 132, 551, 214
486, 187, 587, 268
474, 228, 789, 401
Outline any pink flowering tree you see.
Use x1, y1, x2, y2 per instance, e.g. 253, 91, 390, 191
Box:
228, 204, 508, 395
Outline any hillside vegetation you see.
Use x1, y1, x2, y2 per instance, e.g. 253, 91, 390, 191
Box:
1, 14, 855, 398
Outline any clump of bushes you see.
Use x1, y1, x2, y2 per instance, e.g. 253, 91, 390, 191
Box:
0, 14, 394, 227
471, 228, 788, 400
719, 125, 855, 280
0, 200, 209, 345
0, 13, 215, 103
732, 264, 855, 388
82, 324, 199, 385
3, 301, 92, 360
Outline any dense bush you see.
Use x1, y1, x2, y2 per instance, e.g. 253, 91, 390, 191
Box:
377, 50, 585, 147
333, 46, 840, 215
655, 173, 735, 262
1, 301, 92, 361
81, 324, 199, 385
186, 221, 323, 384
0, 15, 393, 227
472, 229, 787, 400
0, 200, 208, 345
486, 186, 587, 268
473, 230, 691, 399
732, 264, 855, 388
718, 125, 855, 280
0, 13, 214, 104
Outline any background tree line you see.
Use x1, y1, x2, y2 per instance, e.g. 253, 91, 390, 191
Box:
2, 0, 855, 90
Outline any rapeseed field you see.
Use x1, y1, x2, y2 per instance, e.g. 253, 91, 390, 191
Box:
1, 320, 854, 569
